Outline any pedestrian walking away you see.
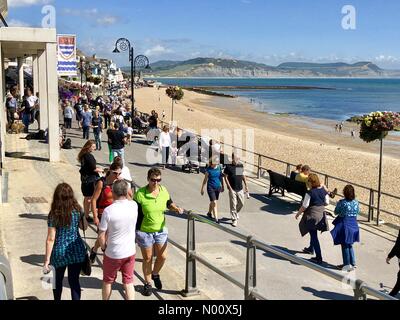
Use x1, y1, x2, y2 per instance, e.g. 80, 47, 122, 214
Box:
90, 162, 124, 263
43, 183, 88, 300
98, 180, 138, 300
223, 153, 249, 227
330, 185, 360, 271
134, 168, 184, 297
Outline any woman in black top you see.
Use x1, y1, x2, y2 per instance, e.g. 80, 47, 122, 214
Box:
387, 230, 400, 297
77, 140, 103, 222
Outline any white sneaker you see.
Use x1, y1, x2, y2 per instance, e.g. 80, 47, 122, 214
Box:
232, 220, 238, 227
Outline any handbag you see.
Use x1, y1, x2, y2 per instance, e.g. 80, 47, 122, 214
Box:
80, 214, 92, 276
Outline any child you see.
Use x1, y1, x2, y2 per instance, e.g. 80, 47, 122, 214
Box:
126, 121, 133, 146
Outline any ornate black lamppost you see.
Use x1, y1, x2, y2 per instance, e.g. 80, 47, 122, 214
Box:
113, 38, 150, 123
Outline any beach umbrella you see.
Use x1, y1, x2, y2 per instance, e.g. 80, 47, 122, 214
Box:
359, 111, 400, 225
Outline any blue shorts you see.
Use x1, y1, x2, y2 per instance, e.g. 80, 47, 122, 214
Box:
136, 229, 168, 248
207, 187, 221, 202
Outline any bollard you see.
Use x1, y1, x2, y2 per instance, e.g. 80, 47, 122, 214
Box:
182, 214, 200, 297
286, 164, 291, 177
245, 236, 257, 300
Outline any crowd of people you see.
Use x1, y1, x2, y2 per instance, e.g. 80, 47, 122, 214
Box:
5, 85, 40, 134
38, 83, 400, 300
291, 163, 400, 297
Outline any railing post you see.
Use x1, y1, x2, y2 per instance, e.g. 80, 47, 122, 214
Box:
368, 189, 373, 222
257, 155, 262, 179
353, 280, 367, 300
286, 164, 291, 177
245, 236, 257, 300
324, 175, 329, 188
182, 214, 200, 297
370, 190, 375, 223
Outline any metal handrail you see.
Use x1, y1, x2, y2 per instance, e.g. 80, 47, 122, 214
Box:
139, 110, 400, 226
0, 255, 14, 300
176, 211, 396, 300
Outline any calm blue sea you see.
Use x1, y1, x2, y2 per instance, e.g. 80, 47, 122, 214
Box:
151, 78, 400, 122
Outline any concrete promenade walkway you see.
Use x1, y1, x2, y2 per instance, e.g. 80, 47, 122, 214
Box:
1, 122, 399, 300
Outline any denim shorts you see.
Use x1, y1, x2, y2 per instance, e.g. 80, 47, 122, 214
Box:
136, 229, 168, 248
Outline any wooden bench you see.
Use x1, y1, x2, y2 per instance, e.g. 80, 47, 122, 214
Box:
267, 170, 307, 200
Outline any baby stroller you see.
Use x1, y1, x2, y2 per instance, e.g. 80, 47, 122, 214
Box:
132, 116, 148, 134
176, 135, 205, 174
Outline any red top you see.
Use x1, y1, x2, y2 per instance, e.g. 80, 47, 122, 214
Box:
97, 185, 113, 214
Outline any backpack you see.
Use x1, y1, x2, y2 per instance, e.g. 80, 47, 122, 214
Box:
62, 138, 72, 149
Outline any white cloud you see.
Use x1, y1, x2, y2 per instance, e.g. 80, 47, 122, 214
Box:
96, 16, 117, 26
62, 8, 99, 16
7, 19, 31, 27
8, 0, 52, 7
374, 55, 399, 63
145, 45, 173, 57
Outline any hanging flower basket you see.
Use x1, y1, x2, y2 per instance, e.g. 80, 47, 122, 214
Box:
359, 111, 400, 143
166, 86, 184, 101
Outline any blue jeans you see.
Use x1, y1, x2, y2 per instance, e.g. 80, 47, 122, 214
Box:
309, 230, 322, 260
22, 113, 31, 132
112, 148, 125, 164
94, 132, 102, 150
83, 126, 90, 140
341, 244, 356, 266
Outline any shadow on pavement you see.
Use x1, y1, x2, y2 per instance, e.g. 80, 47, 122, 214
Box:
5, 152, 49, 163
129, 162, 158, 168
251, 193, 299, 215
301, 286, 353, 300
20, 254, 45, 267
16, 296, 40, 300
230, 240, 302, 266
19, 213, 48, 221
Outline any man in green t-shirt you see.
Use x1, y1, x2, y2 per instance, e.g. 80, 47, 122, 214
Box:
134, 168, 184, 297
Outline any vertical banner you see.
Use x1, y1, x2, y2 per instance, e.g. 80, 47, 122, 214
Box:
57, 34, 77, 76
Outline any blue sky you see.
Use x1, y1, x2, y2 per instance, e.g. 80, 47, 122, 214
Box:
5, 0, 400, 69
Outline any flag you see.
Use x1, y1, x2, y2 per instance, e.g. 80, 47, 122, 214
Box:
57, 35, 77, 76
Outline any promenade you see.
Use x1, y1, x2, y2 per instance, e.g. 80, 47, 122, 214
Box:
0, 121, 399, 300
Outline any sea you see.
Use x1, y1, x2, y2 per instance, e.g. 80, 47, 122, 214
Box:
150, 78, 400, 122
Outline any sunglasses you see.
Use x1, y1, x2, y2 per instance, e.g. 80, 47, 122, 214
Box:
150, 178, 162, 183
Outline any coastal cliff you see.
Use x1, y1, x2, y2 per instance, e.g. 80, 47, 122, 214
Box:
134, 57, 398, 78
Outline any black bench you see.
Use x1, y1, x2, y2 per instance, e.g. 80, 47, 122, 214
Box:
267, 170, 307, 200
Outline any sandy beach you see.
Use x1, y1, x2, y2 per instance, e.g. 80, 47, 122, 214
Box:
134, 86, 400, 224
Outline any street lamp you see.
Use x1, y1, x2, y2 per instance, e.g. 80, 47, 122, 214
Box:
112, 38, 150, 124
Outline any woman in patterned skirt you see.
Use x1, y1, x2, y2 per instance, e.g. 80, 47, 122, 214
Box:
43, 183, 88, 300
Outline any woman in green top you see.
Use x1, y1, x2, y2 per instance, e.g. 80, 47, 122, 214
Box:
44, 183, 88, 300
134, 168, 184, 297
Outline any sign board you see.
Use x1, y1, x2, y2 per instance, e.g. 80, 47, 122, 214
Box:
57, 34, 77, 76
0, 0, 7, 19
